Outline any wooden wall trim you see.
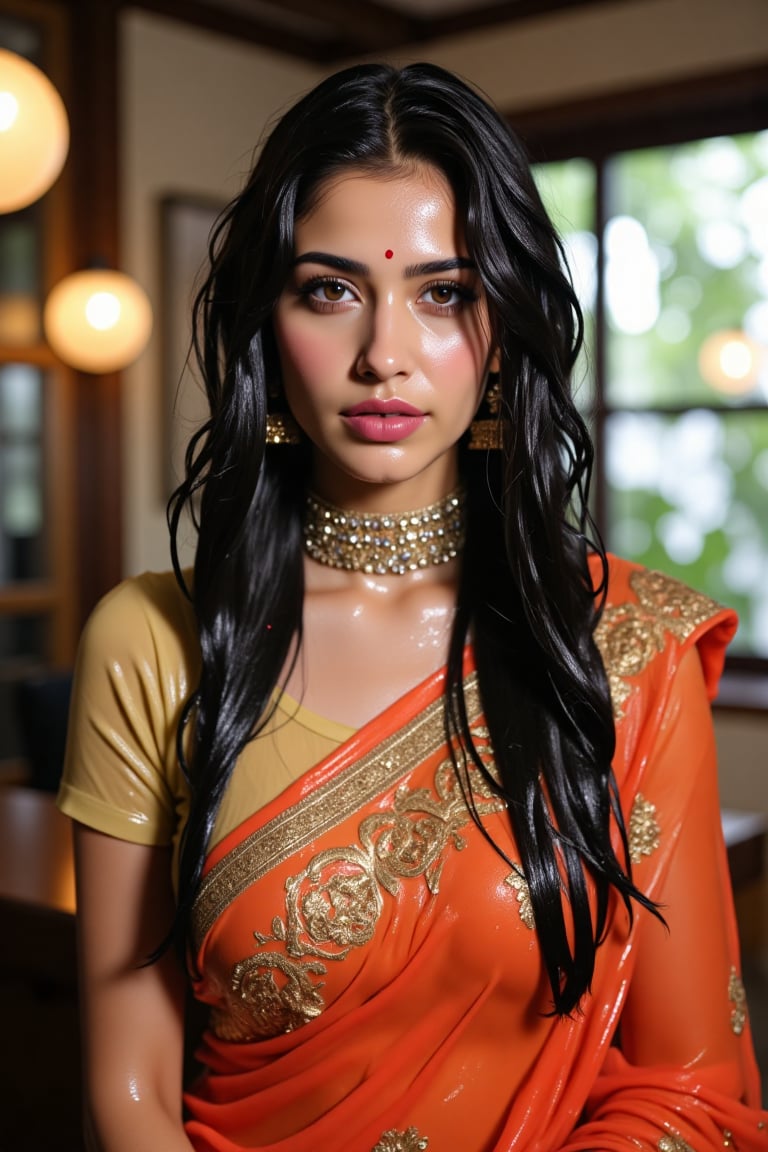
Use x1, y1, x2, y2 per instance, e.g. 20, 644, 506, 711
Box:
67, 0, 123, 628
508, 64, 768, 160
117, 0, 636, 62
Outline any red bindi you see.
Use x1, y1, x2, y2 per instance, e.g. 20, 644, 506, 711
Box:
385, 249, 394, 259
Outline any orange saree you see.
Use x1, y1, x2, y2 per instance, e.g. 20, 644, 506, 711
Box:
184, 559, 767, 1152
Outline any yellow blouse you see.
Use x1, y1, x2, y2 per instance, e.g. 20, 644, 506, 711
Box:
57, 570, 354, 888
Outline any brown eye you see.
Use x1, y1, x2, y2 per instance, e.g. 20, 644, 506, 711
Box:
301, 278, 356, 307
321, 281, 347, 301
428, 284, 456, 305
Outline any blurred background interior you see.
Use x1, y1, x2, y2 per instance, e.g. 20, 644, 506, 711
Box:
0, 1, 766, 1147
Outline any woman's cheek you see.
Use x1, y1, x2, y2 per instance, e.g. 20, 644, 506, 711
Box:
420, 330, 489, 410
422, 325, 488, 376
276, 320, 341, 395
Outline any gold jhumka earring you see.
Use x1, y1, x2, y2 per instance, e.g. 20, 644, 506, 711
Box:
468, 374, 503, 450
265, 376, 302, 445
265, 411, 302, 445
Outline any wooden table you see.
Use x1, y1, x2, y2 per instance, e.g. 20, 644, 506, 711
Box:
0, 787, 81, 1151
0, 785, 76, 985
0, 784, 75, 913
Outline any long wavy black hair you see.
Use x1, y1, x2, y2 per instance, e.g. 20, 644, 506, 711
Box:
168, 61, 653, 1015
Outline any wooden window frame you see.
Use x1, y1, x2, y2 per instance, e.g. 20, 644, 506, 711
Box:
511, 66, 768, 696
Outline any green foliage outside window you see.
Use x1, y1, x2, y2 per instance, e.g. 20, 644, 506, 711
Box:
534, 134, 768, 657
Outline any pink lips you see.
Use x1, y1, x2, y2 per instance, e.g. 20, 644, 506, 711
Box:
342, 398, 426, 443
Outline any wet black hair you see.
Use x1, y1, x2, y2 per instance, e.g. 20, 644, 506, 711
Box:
168, 61, 653, 1014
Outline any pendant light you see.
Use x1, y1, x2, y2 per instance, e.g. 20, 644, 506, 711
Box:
0, 47, 69, 214
44, 267, 153, 374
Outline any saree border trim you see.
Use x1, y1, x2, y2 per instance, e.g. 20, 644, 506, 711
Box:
192, 671, 483, 950
594, 567, 725, 721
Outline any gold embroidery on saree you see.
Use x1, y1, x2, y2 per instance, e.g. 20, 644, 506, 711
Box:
359, 757, 499, 898
372, 1128, 429, 1152
217, 951, 327, 1037
193, 672, 483, 951
729, 966, 747, 1036
505, 870, 535, 929
215, 720, 506, 1040
628, 793, 660, 864
257, 845, 382, 962
594, 568, 723, 720
658, 1134, 695, 1152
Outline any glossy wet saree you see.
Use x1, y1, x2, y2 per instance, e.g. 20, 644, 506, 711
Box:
184, 561, 767, 1151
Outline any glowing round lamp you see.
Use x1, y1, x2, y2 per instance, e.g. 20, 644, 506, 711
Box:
0, 48, 69, 214
698, 328, 762, 396
44, 269, 153, 373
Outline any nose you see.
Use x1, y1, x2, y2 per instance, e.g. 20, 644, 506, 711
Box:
354, 295, 411, 382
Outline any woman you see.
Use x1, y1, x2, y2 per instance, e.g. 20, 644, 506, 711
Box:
58, 62, 766, 1151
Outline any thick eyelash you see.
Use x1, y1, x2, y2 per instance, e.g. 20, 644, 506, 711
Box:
420, 279, 479, 311
295, 275, 356, 310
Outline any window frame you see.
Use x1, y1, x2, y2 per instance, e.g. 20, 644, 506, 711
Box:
511, 66, 768, 692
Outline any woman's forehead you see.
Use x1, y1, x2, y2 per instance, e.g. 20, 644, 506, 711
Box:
294, 166, 465, 257
300, 162, 456, 221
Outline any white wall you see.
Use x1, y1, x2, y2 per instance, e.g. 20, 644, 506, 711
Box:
120, 10, 316, 575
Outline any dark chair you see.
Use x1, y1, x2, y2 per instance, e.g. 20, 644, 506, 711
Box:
15, 671, 73, 792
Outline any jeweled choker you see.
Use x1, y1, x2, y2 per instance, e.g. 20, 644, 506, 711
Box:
303, 486, 466, 575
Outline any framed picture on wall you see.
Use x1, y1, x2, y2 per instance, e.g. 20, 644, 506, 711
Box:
160, 195, 224, 500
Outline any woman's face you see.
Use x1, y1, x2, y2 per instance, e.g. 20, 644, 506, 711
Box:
273, 165, 497, 509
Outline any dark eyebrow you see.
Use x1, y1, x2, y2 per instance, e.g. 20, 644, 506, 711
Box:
292, 252, 477, 278
403, 257, 477, 277
293, 252, 369, 275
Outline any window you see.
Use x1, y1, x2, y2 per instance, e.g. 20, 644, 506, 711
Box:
533, 120, 768, 665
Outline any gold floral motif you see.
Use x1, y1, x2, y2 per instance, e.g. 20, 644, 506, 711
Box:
263, 845, 383, 963
360, 755, 503, 898
728, 966, 748, 1036
505, 869, 535, 929
223, 951, 327, 1036
292, 856, 380, 951
658, 1132, 695, 1152
214, 718, 506, 1040
594, 568, 723, 720
628, 793, 661, 864
372, 1128, 429, 1152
